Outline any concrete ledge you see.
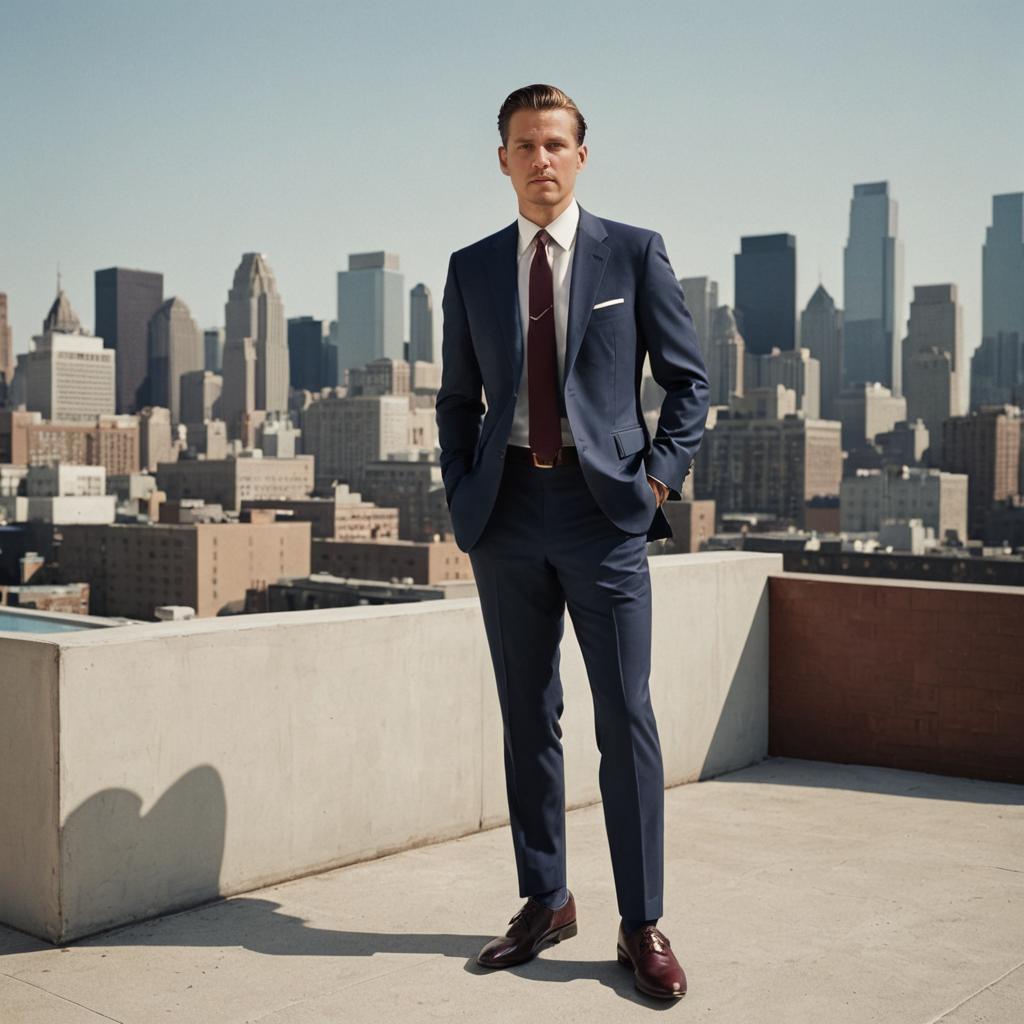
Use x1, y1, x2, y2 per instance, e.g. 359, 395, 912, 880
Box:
0, 551, 778, 942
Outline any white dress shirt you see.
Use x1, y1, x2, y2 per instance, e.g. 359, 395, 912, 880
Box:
509, 198, 579, 448
507, 197, 669, 495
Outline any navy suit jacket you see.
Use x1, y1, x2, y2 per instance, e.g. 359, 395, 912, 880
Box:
435, 204, 711, 553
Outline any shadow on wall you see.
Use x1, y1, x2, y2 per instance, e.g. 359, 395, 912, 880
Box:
697, 578, 770, 783
60, 765, 227, 940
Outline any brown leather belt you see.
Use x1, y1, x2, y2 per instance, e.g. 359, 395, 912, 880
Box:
506, 444, 580, 468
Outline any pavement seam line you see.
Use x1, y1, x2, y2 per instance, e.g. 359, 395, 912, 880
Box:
920, 958, 1024, 1024
0, 971, 125, 1023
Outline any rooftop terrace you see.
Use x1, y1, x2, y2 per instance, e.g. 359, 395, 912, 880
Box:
2, 757, 1021, 1022
1, 552, 1022, 1020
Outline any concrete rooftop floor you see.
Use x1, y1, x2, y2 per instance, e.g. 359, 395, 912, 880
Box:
1, 756, 1023, 1023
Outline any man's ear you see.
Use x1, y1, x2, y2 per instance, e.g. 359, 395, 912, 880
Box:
498, 146, 510, 177
577, 143, 588, 170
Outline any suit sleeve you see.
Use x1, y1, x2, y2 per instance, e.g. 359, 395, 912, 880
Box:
435, 252, 485, 506
637, 232, 711, 499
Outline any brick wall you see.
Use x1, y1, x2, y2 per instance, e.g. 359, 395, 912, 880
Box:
770, 574, 1024, 784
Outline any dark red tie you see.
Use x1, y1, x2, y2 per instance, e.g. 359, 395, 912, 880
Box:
528, 230, 561, 462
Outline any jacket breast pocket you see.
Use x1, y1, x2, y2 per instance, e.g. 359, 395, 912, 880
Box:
612, 425, 647, 458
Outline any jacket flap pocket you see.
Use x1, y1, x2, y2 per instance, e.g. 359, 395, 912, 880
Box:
613, 425, 647, 458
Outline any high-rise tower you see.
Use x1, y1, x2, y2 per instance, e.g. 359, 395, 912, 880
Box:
94, 267, 164, 414
734, 235, 797, 355
222, 253, 288, 439
335, 251, 404, 376
147, 297, 205, 424
409, 283, 434, 364
842, 182, 904, 394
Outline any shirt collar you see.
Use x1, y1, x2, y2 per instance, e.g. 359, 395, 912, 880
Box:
516, 197, 580, 258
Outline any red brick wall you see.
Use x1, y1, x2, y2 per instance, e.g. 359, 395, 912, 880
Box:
770, 574, 1024, 784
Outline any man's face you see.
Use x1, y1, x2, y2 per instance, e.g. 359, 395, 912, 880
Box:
498, 107, 587, 222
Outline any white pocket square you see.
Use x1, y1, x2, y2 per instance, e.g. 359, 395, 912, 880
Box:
593, 297, 625, 309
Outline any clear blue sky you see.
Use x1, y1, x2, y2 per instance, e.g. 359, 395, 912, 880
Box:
2, 0, 1021, 360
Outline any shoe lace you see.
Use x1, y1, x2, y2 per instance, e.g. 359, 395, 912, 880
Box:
637, 926, 671, 956
508, 899, 545, 929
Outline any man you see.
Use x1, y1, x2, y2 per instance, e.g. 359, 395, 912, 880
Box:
435, 84, 709, 1000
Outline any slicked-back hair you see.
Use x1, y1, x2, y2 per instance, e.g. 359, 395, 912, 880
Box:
497, 84, 587, 147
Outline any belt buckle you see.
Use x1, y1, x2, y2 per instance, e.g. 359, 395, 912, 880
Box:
530, 448, 558, 469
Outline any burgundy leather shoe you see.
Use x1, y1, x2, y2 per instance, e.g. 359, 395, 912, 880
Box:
477, 892, 577, 968
616, 922, 687, 999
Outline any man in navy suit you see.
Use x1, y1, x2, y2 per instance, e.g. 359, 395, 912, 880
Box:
435, 84, 709, 1000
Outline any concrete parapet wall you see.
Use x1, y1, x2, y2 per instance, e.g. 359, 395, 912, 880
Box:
0, 551, 777, 942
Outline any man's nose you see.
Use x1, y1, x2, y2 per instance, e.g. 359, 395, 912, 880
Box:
531, 148, 551, 169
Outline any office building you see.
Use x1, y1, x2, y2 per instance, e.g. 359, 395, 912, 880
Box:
840, 466, 968, 541
744, 347, 820, 418
901, 280, 962, 428
155, 452, 314, 512
242, 485, 400, 541
695, 413, 842, 525
222, 253, 288, 440
0, 409, 140, 474
335, 251, 404, 375
409, 284, 434, 364
57, 518, 311, 619
843, 182, 904, 393
360, 451, 447, 541
734, 234, 797, 355
94, 267, 164, 414
139, 406, 177, 472
678, 277, 719, 364
301, 392, 410, 492
311, 537, 472, 585
180, 370, 223, 428
26, 290, 115, 424
147, 297, 204, 425
971, 331, 1024, 408
288, 316, 327, 392
801, 285, 844, 420
204, 327, 224, 373
940, 405, 1021, 540
731, 385, 797, 420
982, 193, 1024, 343
833, 383, 907, 452
707, 305, 745, 405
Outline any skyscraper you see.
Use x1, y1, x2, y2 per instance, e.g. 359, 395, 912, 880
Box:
336, 252, 404, 376
707, 305, 745, 406
222, 253, 288, 439
982, 193, 1024, 343
902, 284, 965, 425
0, 293, 13, 387
147, 297, 205, 425
843, 182, 904, 393
288, 316, 327, 392
409, 283, 434, 364
801, 285, 844, 421
678, 277, 719, 363
734, 234, 797, 355
94, 267, 164, 414
204, 327, 224, 373
27, 288, 115, 423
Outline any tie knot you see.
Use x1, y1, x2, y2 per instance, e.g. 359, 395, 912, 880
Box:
535, 229, 549, 249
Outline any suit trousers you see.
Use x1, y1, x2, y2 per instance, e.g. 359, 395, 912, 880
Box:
467, 456, 665, 923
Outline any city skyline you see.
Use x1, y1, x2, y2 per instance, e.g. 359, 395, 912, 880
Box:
2, 1, 1022, 360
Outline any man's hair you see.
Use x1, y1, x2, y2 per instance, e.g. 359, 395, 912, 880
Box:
498, 84, 587, 147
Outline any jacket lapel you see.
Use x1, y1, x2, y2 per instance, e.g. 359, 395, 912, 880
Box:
564, 205, 610, 388
483, 221, 521, 380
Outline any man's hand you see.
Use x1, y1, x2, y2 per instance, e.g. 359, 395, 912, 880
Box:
646, 475, 669, 507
